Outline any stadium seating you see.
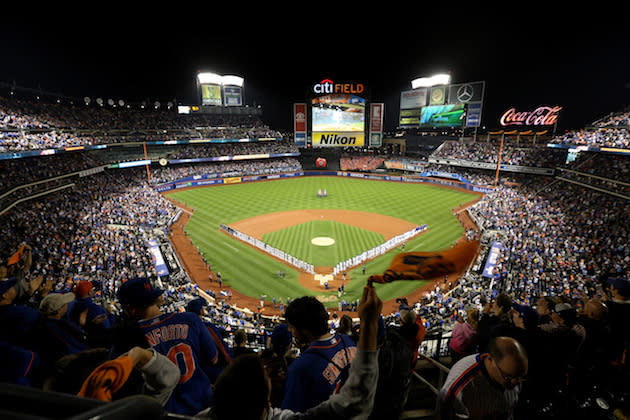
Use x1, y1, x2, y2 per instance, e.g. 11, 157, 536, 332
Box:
1, 89, 629, 419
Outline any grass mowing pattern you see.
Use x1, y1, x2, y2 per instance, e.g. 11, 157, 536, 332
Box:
262, 220, 385, 267
167, 176, 477, 307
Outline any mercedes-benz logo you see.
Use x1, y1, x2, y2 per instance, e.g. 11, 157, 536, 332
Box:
457, 84, 474, 103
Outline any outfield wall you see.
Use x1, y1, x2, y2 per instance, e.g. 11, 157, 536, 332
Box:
155, 170, 495, 194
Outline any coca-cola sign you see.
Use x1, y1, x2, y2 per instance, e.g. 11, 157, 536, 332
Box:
499, 106, 562, 126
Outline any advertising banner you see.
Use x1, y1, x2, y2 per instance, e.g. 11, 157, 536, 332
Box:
466, 102, 483, 127
400, 88, 427, 109
429, 86, 446, 105
201, 84, 222, 106
482, 241, 503, 278
312, 132, 365, 147
147, 239, 169, 277
447, 82, 485, 104
223, 86, 242, 106
294, 103, 307, 147
369, 103, 384, 147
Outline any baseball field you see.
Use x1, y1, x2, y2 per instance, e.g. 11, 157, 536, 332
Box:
166, 176, 478, 308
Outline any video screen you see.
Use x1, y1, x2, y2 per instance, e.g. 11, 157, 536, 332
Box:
312, 95, 365, 132
420, 104, 466, 127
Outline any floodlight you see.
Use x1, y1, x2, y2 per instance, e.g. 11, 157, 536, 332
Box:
197, 72, 222, 85
118, 99, 125, 107
221, 75, 244, 87
411, 73, 451, 89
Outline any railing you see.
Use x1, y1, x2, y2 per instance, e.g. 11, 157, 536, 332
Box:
0, 382, 191, 420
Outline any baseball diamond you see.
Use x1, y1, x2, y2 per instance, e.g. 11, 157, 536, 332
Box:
166, 175, 479, 308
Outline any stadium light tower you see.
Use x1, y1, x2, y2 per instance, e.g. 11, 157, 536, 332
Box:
411, 73, 451, 89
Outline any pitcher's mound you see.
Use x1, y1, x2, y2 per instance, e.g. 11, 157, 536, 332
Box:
311, 237, 335, 246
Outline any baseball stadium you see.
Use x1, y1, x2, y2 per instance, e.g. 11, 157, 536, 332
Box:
0, 65, 629, 419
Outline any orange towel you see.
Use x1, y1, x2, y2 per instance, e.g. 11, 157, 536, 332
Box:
77, 356, 134, 402
7, 245, 25, 266
368, 239, 479, 284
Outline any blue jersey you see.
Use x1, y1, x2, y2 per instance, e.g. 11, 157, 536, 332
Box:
139, 312, 218, 415
281, 333, 357, 412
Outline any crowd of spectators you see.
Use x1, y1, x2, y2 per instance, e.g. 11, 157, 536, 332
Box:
0, 95, 281, 153
432, 140, 567, 168
1, 94, 630, 418
551, 110, 630, 149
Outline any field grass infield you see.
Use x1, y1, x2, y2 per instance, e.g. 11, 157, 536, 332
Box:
166, 176, 478, 307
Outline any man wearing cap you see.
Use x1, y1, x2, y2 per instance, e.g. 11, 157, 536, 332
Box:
32, 292, 89, 371
69, 280, 114, 330
117, 277, 219, 416
186, 297, 232, 383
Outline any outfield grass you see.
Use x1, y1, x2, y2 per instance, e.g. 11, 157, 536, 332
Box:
167, 176, 478, 307
262, 219, 385, 267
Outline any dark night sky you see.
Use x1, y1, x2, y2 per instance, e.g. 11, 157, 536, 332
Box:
2, 9, 629, 133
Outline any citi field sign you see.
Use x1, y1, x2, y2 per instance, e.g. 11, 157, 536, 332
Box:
313, 79, 365, 95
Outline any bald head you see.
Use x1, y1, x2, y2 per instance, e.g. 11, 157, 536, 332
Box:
487, 336, 528, 389
584, 298, 607, 321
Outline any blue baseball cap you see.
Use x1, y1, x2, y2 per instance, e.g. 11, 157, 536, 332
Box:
608, 277, 630, 297
186, 297, 205, 314
0, 278, 17, 297
271, 323, 293, 350
117, 277, 163, 307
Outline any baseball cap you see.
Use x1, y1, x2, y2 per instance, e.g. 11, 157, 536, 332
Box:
0, 278, 17, 297
40, 292, 75, 315
186, 297, 205, 314
608, 277, 630, 297
74, 280, 93, 298
270, 323, 293, 350
554, 303, 573, 313
117, 277, 163, 307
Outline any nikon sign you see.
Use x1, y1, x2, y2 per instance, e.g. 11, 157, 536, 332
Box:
312, 132, 365, 147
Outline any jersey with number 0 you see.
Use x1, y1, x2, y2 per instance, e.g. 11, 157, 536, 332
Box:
139, 312, 218, 415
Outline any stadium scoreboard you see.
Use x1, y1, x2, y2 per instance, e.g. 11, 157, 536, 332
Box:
294, 79, 384, 148
196, 72, 244, 107
399, 81, 485, 129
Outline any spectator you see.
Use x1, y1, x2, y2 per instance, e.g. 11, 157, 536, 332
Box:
604, 277, 630, 366
31, 292, 89, 371
449, 306, 480, 363
186, 298, 232, 383
436, 336, 528, 420
368, 315, 415, 420
477, 293, 513, 352
261, 323, 295, 408
77, 346, 180, 406
232, 329, 255, 359
280, 296, 357, 412
202, 283, 382, 420
336, 314, 353, 336
117, 277, 218, 416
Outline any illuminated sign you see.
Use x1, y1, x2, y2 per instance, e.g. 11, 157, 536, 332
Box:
313, 79, 365, 95
312, 132, 365, 147
500, 106, 562, 126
